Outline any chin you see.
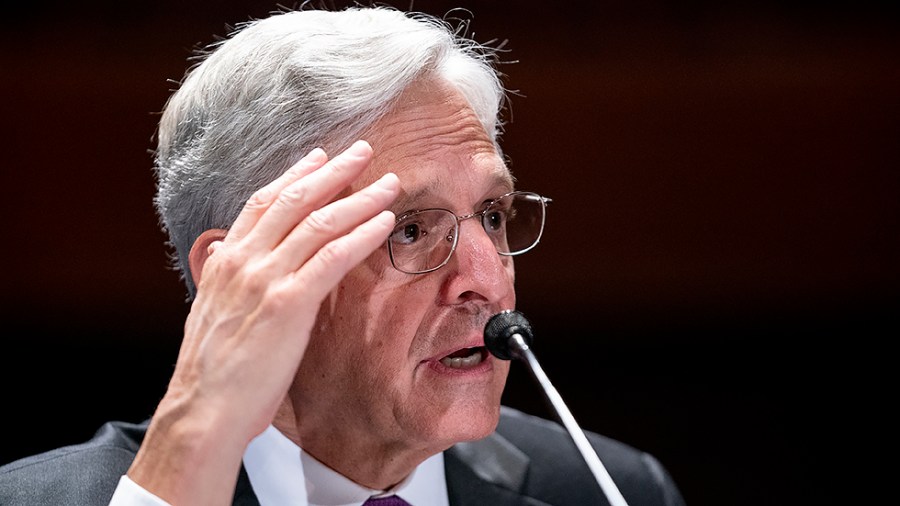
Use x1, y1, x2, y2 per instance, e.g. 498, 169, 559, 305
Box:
423, 395, 504, 447
406, 362, 509, 447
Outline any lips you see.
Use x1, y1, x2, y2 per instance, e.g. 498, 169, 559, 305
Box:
439, 347, 488, 369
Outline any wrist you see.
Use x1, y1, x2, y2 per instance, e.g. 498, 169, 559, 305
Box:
127, 395, 249, 505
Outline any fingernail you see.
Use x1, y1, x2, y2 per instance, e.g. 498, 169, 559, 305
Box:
307, 147, 327, 159
375, 172, 399, 191
375, 210, 396, 226
347, 140, 372, 157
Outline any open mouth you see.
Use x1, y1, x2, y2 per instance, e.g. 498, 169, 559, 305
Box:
439, 347, 488, 369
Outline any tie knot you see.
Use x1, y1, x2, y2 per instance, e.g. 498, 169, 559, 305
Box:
363, 495, 411, 506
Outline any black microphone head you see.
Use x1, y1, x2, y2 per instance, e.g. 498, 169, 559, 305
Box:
484, 310, 534, 360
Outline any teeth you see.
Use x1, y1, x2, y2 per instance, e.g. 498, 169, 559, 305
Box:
440, 349, 484, 369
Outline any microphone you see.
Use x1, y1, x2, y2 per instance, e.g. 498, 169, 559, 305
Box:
483, 308, 534, 360
484, 310, 630, 506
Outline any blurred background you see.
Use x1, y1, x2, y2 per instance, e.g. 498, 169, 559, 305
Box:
2, 1, 896, 504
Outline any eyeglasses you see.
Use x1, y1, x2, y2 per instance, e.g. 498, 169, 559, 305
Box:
387, 191, 551, 274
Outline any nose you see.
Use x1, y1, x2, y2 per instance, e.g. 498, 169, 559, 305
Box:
439, 218, 515, 307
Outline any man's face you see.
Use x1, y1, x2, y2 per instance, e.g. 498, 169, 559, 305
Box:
292, 80, 516, 456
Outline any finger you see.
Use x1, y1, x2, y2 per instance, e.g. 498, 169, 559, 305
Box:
276, 172, 400, 272
227, 147, 328, 241
241, 140, 375, 252
285, 209, 397, 302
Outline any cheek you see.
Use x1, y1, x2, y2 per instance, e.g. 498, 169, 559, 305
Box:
331, 267, 425, 349
332, 252, 463, 362
504, 258, 517, 304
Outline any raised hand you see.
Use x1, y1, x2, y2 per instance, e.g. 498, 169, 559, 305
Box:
127, 140, 399, 505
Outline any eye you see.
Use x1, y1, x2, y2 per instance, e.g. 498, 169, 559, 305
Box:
484, 209, 506, 233
391, 220, 429, 245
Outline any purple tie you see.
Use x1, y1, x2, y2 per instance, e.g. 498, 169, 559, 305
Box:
362, 495, 412, 506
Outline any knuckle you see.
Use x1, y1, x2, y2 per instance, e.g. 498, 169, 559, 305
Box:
209, 246, 243, 274
205, 247, 270, 297
359, 187, 383, 207
302, 208, 335, 235
239, 262, 273, 292
256, 284, 292, 317
317, 240, 352, 269
276, 183, 309, 208
244, 187, 274, 211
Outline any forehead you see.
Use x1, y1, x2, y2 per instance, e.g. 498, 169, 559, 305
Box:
356, 80, 513, 203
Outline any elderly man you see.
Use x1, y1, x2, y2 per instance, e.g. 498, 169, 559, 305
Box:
0, 6, 685, 506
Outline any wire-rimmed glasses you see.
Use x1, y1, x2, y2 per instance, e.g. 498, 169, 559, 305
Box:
387, 191, 551, 274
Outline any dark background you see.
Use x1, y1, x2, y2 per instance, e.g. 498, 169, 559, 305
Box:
2, 1, 897, 505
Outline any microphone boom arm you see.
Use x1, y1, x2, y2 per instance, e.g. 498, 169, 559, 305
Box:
507, 332, 630, 506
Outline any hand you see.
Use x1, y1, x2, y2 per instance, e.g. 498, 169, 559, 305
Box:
127, 140, 399, 505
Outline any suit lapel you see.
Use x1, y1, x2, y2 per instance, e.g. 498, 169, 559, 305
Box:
445, 432, 551, 506
232, 465, 261, 506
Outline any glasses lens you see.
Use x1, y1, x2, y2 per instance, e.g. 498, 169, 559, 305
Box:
485, 192, 546, 255
388, 209, 457, 273
388, 192, 548, 274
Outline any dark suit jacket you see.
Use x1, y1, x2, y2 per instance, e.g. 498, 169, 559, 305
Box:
0, 406, 685, 505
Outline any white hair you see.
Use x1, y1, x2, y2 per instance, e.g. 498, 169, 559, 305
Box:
153, 6, 509, 298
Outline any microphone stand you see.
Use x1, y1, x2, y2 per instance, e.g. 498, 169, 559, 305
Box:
508, 333, 630, 506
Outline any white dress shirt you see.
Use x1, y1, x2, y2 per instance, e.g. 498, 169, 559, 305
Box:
109, 425, 449, 506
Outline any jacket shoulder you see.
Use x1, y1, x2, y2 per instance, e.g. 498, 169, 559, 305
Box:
494, 406, 686, 506
0, 419, 148, 505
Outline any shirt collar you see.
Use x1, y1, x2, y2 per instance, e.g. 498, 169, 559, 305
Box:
244, 425, 449, 506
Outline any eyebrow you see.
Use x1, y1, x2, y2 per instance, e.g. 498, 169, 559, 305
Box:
392, 170, 515, 214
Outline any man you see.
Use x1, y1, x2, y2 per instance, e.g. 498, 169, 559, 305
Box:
0, 6, 685, 505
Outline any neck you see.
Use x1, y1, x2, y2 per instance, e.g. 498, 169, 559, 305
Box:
271, 399, 442, 490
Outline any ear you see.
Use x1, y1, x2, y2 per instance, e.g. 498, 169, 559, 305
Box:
188, 229, 228, 288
